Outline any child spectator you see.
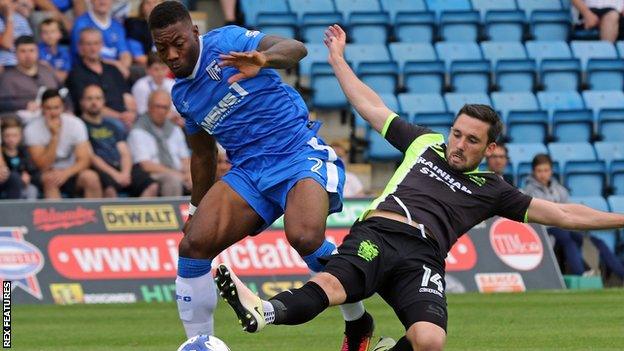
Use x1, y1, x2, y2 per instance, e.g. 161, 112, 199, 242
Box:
38, 18, 71, 82
132, 53, 175, 115
1, 115, 39, 199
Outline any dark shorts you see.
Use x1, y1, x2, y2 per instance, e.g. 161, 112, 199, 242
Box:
59, 174, 79, 196
322, 217, 448, 331
96, 164, 154, 197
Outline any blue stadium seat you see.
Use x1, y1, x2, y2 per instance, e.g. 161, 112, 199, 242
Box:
539, 92, 593, 142
301, 12, 343, 43
240, 0, 289, 27
436, 42, 489, 93
607, 195, 624, 213
414, 114, 454, 136
481, 41, 535, 92
586, 59, 624, 91
398, 93, 449, 122
390, 43, 445, 93
526, 41, 579, 92
507, 111, 549, 143
425, 0, 472, 20
311, 63, 348, 108
357, 61, 399, 94
617, 41, 624, 58
597, 110, 624, 142
564, 161, 607, 196
537, 91, 585, 112
389, 42, 438, 69
569, 196, 617, 252
530, 10, 571, 41
570, 41, 618, 70
380, 0, 427, 22
394, 11, 436, 43
548, 142, 596, 168
516, 0, 562, 17
444, 92, 491, 113
611, 160, 624, 195
353, 93, 400, 128
299, 44, 327, 87
484, 10, 526, 42
335, 0, 381, 18
491, 91, 539, 121
439, 10, 480, 42
471, 0, 517, 18
594, 141, 624, 166
288, 0, 335, 21
345, 44, 391, 68
367, 129, 403, 160
256, 13, 298, 39
349, 12, 390, 44
507, 142, 548, 184
583, 90, 624, 125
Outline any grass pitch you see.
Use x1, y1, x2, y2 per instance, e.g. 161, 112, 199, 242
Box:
13, 289, 624, 350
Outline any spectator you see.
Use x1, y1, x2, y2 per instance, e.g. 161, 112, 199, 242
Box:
216, 143, 230, 180
0, 120, 21, 199
128, 90, 190, 197
80, 84, 158, 197
0, 35, 60, 114
124, 0, 160, 66
219, 0, 237, 26
0, 0, 33, 71
1, 115, 38, 199
66, 27, 135, 129
523, 154, 624, 280
24, 88, 101, 198
572, 0, 623, 42
33, 0, 86, 31
38, 18, 71, 82
330, 139, 365, 197
71, 0, 131, 78
131, 53, 175, 115
486, 144, 514, 185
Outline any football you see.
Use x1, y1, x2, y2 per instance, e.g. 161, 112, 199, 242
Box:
177, 335, 231, 351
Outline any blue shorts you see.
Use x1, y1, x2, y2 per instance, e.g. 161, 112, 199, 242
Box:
222, 136, 345, 233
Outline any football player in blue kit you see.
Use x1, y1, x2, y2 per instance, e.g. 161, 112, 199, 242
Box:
148, 2, 372, 350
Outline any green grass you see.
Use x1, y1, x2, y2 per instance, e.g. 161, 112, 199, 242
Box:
12, 289, 624, 350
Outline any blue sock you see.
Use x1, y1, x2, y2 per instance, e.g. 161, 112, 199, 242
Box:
178, 257, 213, 278
303, 240, 336, 273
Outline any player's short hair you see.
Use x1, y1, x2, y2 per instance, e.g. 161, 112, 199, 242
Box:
148, 1, 192, 31
531, 153, 553, 170
41, 88, 63, 104
14, 35, 36, 48
39, 18, 62, 31
456, 104, 503, 144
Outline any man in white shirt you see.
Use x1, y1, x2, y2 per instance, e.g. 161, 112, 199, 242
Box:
127, 89, 191, 196
572, 0, 624, 42
24, 88, 102, 198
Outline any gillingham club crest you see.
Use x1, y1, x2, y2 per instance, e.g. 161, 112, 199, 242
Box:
0, 227, 44, 300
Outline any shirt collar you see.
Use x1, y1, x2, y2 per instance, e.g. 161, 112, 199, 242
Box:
88, 10, 111, 30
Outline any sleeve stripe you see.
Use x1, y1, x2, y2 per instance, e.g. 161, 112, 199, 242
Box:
380, 113, 398, 137
523, 208, 529, 223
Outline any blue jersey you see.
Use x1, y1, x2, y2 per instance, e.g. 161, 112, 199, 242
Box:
38, 43, 72, 72
71, 12, 129, 60
172, 26, 314, 167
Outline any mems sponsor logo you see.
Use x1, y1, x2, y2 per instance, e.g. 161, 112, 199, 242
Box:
490, 219, 543, 271
475, 273, 526, 293
101, 205, 178, 231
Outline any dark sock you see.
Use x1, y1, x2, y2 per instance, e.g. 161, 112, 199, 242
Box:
345, 311, 374, 336
390, 336, 413, 351
269, 281, 329, 325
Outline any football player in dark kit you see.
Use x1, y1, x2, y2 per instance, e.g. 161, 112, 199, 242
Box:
216, 25, 624, 351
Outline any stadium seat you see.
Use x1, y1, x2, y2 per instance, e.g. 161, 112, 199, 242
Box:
425, 0, 472, 20
240, 0, 289, 27
611, 160, 624, 195
586, 59, 624, 91
569, 196, 617, 253
394, 11, 436, 43
299, 44, 327, 87
311, 63, 348, 108
525, 41, 573, 63
256, 13, 298, 39
334, 0, 381, 18
537, 91, 585, 112
436, 42, 489, 93
357, 62, 399, 95
607, 195, 624, 213
583, 91, 624, 128
345, 44, 392, 68
399, 93, 453, 134
564, 161, 607, 196
597, 110, 624, 142
570, 41, 618, 70
348, 12, 390, 44
484, 10, 526, 42
444, 93, 491, 113
414, 114, 454, 135
506, 111, 549, 143
471, 0, 517, 18
389, 43, 445, 93
530, 10, 571, 41
481, 41, 535, 92
301, 12, 343, 43
439, 10, 480, 42
617, 41, 624, 58
353, 93, 400, 129
552, 109, 594, 142
526, 41, 579, 92
548, 142, 596, 168
389, 42, 438, 69
380, 0, 427, 22
288, 0, 335, 21
594, 141, 624, 166
516, 0, 562, 17
367, 129, 403, 160
507, 142, 548, 185
491, 91, 539, 121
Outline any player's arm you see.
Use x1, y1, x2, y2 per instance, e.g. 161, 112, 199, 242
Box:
188, 130, 218, 209
325, 25, 394, 134
255, 35, 307, 69
527, 198, 624, 230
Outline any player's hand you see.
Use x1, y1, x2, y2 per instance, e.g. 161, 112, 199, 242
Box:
583, 11, 599, 29
324, 24, 347, 65
219, 51, 267, 84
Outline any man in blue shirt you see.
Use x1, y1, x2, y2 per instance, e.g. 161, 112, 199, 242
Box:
149, 2, 371, 350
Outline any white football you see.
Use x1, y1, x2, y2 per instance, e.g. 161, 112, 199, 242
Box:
177, 335, 230, 351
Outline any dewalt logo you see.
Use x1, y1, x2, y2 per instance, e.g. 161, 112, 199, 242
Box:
50, 283, 84, 305
101, 205, 179, 231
